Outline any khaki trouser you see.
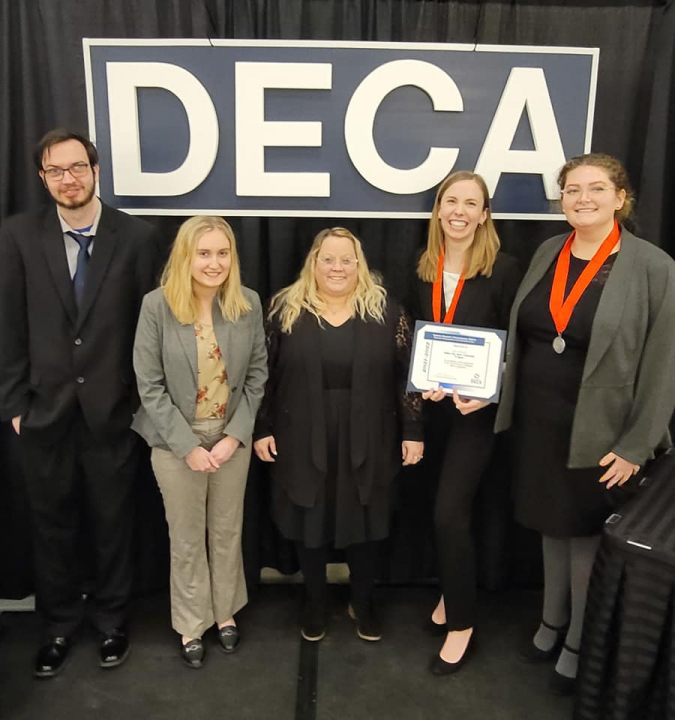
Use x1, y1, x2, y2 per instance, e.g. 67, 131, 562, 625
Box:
151, 418, 250, 639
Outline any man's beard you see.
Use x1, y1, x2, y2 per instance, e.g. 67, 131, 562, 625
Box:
53, 182, 96, 210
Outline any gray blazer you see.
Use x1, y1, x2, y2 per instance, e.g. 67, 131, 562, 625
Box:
131, 286, 268, 458
495, 228, 675, 468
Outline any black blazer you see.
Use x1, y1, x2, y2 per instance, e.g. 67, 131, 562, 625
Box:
409, 251, 522, 424
0, 202, 160, 439
411, 251, 522, 331
254, 298, 422, 508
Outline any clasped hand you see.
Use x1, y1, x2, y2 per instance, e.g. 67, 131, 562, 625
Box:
185, 435, 240, 472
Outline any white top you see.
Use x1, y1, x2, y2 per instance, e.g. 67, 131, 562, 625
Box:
443, 270, 461, 311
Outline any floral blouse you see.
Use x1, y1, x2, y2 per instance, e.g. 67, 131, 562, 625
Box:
194, 323, 229, 419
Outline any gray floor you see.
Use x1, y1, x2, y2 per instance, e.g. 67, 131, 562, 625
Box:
0, 586, 573, 720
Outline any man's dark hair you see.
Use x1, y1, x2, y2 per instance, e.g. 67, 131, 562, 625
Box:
34, 128, 99, 171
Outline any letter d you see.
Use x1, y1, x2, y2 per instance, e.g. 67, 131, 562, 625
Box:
106, 62, 218, 196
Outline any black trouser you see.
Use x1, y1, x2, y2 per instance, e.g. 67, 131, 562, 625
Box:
430, 403, 496, 631
20, 408, 139, 638
295, 541, 378, 608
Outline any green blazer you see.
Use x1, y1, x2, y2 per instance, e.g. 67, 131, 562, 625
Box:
131, 286, 267, 458
495, 228, 675, 468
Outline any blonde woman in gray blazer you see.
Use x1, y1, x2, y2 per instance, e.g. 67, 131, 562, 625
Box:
495, 154, 675, 695
132, 217, 267, 669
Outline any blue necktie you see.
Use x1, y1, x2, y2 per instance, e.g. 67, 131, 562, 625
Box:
67, 231, 93, 307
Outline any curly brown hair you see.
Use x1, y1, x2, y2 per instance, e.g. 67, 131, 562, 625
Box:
557, 153, 635, 225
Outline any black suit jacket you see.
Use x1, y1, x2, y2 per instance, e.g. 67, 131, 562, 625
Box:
254, 298, 422, 508
411, 251, 522, 331
0, 202, 160, 440
409, 252, 522, 426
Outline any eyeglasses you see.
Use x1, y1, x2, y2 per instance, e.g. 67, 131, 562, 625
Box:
42, 162, 91, 181
317, 256, 358, 269
561, 186, 615, 198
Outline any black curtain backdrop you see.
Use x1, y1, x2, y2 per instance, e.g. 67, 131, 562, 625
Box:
1, 0, 674, 599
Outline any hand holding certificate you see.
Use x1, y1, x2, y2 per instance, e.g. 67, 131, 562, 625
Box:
407, 320, 507, 403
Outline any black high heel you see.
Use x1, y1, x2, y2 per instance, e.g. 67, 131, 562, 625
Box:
429, 630, 476, 676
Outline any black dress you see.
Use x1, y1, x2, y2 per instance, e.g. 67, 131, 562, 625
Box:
513, 251, 635, 537
272, 317, 394, 549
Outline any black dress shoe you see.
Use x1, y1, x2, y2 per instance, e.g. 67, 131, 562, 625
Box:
181, 638, 205, 669
518, 621, 566, 664
301, 601, 326, 642
34, 637, 70, 678
348, 602, 382, 642
99, 628, 130, 668
430, 631, 476, 676
218, 625, 240, 653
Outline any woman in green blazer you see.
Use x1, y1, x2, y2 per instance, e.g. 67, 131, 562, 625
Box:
495, 154, 675, 695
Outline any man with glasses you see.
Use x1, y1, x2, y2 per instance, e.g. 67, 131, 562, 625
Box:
0, 128, 160, 677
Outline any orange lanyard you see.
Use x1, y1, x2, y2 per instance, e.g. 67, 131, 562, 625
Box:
549, 221, 620, 350
432, 247, 465, 324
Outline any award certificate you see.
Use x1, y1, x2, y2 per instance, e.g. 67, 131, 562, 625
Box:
407, 321, 507, 403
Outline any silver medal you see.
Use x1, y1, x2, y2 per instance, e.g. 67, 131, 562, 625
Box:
552, 335, 566, 354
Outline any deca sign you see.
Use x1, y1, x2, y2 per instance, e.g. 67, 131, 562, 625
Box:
83, 40, 598, 219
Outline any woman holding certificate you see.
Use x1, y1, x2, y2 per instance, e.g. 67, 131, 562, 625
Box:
132, 216, 267, 668
413, 171, 521, 675
253, 227, 423, 643
495, 153, 675, 694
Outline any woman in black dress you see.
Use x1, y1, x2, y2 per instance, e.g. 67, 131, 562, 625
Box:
495, 154, 675, 695
412, 171, 521, 674
253, 227, 423, 642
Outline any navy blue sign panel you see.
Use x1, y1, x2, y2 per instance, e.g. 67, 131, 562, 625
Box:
83, 40, 598, 219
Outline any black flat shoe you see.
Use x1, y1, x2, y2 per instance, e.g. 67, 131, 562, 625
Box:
550, 669, 576, 696
181, 638, 205, 669
429, 631, 476, 676
348, 602, 382, 642
99, 628, 130, 668
34, 637, 70, 679
301, 601, 326, 642
549, 644, 579, 696
218, 625, 240, 654
518, 620, 566, 664
424, 618, 447, 637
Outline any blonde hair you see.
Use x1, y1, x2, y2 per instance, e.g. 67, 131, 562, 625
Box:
417, 171, 500, 282
161, 216, 251, 324
269, 227, 387, 333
